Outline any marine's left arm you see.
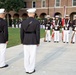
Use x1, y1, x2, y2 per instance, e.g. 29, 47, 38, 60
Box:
3, 21, 8, 43
36, 21, 40, 45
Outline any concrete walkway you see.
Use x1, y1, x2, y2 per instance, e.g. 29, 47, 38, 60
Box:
0, 38, 76, 75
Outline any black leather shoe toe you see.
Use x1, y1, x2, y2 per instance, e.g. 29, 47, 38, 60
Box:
0, 64, 8, 68
28, 70, 36, 74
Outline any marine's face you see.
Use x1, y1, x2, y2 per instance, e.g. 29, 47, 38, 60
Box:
74, 17, 76, 20
0, 13, 5, 18
56, 17, 58, 20
47, 17, 50, 20
65, 16, 69, 19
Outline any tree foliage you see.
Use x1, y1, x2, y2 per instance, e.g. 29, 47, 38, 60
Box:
0, 0, 25, 26
0, 0, 6, 8
0, 0, 25, 12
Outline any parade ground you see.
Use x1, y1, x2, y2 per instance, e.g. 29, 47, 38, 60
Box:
0, 38, 76, 75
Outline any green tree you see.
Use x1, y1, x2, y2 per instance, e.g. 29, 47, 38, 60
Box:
0, 0, 25, 26
4, 0, 24, 12
0, 0, 6, 8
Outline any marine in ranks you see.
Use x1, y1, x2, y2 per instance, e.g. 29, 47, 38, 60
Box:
63, 15, 71, 43
71, 15, 76, 44
44, 15, 52, 42
53, 16, 61, 43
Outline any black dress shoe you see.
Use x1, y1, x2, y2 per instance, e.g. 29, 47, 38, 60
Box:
26, 72, 29, 74
29, 70, 35, 74
0, 64, 8, 68
26, 70, 36, 74
72, 42, 75, 44
54, 41, 56, 43
44, 41, 47, 42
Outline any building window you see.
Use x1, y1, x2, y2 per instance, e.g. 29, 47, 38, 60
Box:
55, 0, 60, 7
24, 2, 27, 8
32, 1, 36, 8
42, 0, 46, 7
73, 0, 76, 6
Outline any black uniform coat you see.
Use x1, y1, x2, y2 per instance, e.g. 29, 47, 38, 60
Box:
54, 20, 61, 31
45, 19, 51, 30
20, 17, 40, 45
0, 18, 8, 43
64, 19, 71, 30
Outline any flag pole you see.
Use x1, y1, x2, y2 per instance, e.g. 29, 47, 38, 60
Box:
62, 5, 66, 41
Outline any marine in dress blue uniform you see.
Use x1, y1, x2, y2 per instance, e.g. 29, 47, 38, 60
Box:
53, 16, 61, 43
20, 8, 40, 74
63, 15, 71, 43
71, 15, 76, 44
44, 15, 52, 42
0, 9, 8, 68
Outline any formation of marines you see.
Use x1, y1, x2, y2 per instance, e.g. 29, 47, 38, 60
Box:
41, 14, 76, 44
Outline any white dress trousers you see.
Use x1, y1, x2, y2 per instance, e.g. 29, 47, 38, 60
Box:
0, 44, 6, 67
54, 31, 59, 42
45, 30, 51, 41
63, 30, 69, 42
24, 45, 37, 73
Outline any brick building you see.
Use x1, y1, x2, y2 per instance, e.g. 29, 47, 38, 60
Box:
7, 0, 76, 20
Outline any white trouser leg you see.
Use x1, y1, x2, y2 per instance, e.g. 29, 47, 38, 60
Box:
63, 30, 66, 42
0, 44, 6, 67
47, 30, 51, 41
29, 45, 37, 73
72, 31, 76, 42
24, 45, 30, 72
64, 30, 69, 42
24, 45, 37, 73
57, 31, 59, 42
45, 30, 48, 41
66, 31, 69, 42
54, 31, 56, 41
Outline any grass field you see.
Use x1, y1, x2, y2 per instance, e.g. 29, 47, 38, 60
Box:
7, 28, 45, 48
7, 28, 20, 48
